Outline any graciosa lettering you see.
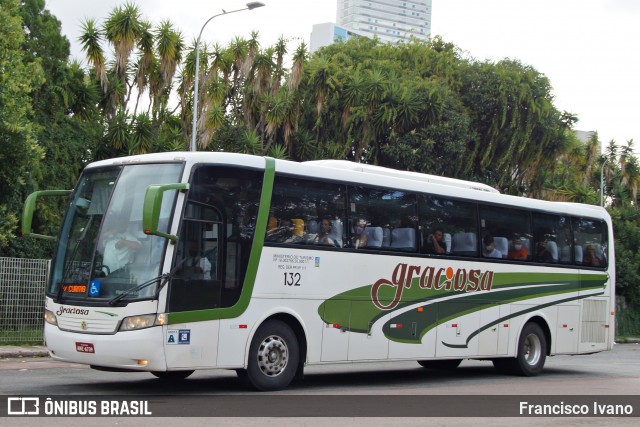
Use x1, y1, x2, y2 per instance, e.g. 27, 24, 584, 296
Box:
371, 263, 494, 310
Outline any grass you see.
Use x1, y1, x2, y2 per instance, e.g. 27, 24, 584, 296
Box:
0, 329, 44, 345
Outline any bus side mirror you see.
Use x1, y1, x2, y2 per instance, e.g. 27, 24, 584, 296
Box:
142, 183, 189, 242
22, 190, 73, 240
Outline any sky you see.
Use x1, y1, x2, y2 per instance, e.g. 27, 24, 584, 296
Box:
45, 0, 640, 150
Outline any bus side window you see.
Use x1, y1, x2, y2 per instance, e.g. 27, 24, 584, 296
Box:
573, 218, 608, 268
348, 186, 417, 252
268, 176, 346, 248
419, 195, 477, 256
480, 204, 531, 262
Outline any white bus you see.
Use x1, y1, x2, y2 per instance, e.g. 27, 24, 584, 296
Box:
23, 152, 615, 391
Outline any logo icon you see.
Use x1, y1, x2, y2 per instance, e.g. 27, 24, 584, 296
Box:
89, 280, 101, 297
80, 321, 88, 331
7, 397, 40, 415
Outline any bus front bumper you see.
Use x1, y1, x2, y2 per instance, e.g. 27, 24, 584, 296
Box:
44, 323, 167, 371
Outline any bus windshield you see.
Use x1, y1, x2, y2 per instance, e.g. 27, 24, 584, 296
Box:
50, 163, 183, 302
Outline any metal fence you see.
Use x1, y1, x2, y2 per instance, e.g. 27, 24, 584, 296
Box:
0, 257, 49, 344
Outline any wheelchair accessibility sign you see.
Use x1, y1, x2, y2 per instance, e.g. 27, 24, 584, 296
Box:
167, 329, 190, 345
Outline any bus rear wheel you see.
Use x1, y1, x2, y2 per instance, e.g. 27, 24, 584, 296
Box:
493, 322, 546, 376
241, 320, 299, 391
151, 370, 194, 381
417, 359, 462, 370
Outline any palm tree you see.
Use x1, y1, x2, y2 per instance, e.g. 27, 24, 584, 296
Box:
307, 55, 337, 143
246, 47, 275, 133
155, 20, 184, 92
229, 36, 249, 121
288, 42, 307, 92
358, 67, 388, 162
619, 140, 639, 204
271, 36, 288, 95
78, 18, 107, 92
129, 113, 153, 154
103, 2, 143, 106
131, 20, 154, 114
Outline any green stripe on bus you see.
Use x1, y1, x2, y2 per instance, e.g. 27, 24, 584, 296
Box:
440, 291, 605, 349
167, 157, 276, 324
319, 271, 608, 336
381, 284, 604, 343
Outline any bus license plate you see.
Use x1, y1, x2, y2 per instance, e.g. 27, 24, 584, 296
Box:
75, 342, 95, 353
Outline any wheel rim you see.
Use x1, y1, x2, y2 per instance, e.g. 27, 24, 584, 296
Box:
523, 333, 542, 366
256, 334, 289, 377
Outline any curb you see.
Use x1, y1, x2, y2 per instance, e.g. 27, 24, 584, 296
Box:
0, 346, 49, 359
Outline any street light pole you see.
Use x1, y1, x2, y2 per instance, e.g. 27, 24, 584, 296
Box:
190, 2, 265, 152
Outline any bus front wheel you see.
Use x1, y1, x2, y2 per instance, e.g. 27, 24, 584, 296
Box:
241, 320, 299, 391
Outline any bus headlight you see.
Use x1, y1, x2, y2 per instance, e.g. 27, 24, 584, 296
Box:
44, 309, 58, 326
119, 314, 166, 332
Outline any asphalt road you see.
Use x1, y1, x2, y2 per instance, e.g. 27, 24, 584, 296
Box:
1, 343, 638, 426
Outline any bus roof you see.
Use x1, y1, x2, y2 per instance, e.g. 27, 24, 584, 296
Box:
82, 152, 610, 222
304, 160, 500, 194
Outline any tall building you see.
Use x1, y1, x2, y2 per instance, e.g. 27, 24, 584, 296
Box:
310, 22, 366, 53
336, 0, 432, 44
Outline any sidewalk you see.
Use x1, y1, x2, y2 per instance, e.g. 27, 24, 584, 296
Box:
0, 345, 49, 358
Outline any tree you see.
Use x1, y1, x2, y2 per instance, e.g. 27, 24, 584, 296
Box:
0, 0, 102, 258
78, 4, 186, 157
0, 0, 44, 253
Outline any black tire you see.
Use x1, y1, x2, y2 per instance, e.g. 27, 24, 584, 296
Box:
243, 320, 299, 391
418, 359, 462, 370
494, 322, 547, 376
151, 370, 194, 381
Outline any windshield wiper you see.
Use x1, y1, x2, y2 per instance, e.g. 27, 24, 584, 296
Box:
108, 273, 171, 306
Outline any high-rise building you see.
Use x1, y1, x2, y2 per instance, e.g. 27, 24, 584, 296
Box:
336, 0, 432, 44
310, 22, 366, 53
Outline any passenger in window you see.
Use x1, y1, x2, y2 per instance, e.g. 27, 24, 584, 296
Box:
266, 218, 294, 242
535, 239, 554, 263
314, 217, 339, 247
286, 219, 305, 243
482, 235, 502, 258
508, 238, 528, 260
583, 244, 601, 267
425, 228, 446, 254
352, 219, 369, 249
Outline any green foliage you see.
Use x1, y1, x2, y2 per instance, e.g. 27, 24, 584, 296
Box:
0, 0, 44, 254
610, 206, 640, 335
0, 0, 103, 258
4, 2, 640, 332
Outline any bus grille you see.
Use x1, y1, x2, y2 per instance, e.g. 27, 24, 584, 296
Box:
581, 300, 607, 343
57, 317, 118, 334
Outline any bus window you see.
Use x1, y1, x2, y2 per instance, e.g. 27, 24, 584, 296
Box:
349, 187, 417, 251
573, 218, 608, 268
532, 213, 571, 264
480, 205, 531, 261
420, 195, 477, 257
267, 176, 346, 248
169, 166, 262, 312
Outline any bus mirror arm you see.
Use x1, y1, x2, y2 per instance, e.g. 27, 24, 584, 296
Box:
22, 190, 73, 240
142, 183, 189, 242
